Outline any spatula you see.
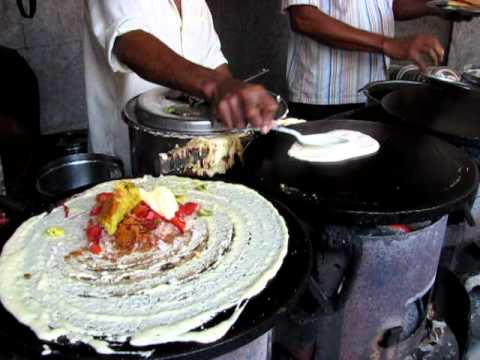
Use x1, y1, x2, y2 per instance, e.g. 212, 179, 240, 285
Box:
272, 126, 348, 147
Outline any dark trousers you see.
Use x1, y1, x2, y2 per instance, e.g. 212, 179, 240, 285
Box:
288, 102, 363, 121
0, 46, 40, 198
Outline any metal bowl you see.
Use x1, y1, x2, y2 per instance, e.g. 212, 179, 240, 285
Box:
36, 153, 124, 200
462, 68, 480, 87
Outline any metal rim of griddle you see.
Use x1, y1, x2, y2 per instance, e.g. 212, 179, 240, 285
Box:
360, 80, 425, 105
242, 119, 479, 226
0, 198, 312, 360
361, 79, 424, 92
123, 92, 289, 134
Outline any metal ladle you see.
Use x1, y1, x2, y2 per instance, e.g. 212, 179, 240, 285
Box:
271, 126, 348, 147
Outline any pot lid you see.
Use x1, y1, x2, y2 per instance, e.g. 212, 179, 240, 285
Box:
124, 88, 289, 134
243, 119, 479, 225
382, 87, 480, 147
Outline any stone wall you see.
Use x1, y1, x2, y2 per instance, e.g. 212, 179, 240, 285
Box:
0, 0, 478, 134
207, 0, 290, 98
0, 0, 86, 134
395, 16, 452, 63
449, 18, 480, 69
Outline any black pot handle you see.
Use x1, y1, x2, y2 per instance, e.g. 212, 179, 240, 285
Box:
17, 0, 37, 18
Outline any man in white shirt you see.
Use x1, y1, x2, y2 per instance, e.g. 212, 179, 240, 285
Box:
84, 0, 278, 173
282, 0, 447, 120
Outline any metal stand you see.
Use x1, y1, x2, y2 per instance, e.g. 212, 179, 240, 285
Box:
313, 217, 448, 359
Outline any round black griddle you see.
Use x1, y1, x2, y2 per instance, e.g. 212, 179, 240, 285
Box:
0, 199, 311, 360
382, 87, 480, 147
243, 120, 479, 225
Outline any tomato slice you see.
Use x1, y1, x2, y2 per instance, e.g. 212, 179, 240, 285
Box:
170, 216, 186, 233
96, 192, 113, 203
143, 220, 158, 231
86, 223, 102, 244
90, 205, 103, 216
146, 210, 157, 221
177, 202, 200, 217
89, 243, 102, 255
134, 202, 150, 218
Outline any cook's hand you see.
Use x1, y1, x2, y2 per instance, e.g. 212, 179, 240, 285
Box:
202, 77, 278, 134
382, 35, 445, 72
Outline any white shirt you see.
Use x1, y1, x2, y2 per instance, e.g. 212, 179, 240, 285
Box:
83, 0, 227, 174
282, 0, 395, 105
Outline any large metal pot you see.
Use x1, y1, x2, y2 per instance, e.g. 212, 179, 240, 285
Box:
123, 88, 288, 178
38, 129, 88, 165
36, 153, 124, 201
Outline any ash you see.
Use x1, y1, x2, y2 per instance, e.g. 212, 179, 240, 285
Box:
467, 288, 480, 360
409, 285, 480, 359
404, 320, 457, 360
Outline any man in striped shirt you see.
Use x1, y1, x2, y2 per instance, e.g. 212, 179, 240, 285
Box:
282, 0, 446, 120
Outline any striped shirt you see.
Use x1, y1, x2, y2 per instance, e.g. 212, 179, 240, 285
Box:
282, 0, 395, 105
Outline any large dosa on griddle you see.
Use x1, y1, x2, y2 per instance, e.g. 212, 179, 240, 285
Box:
0, 176, 288, 354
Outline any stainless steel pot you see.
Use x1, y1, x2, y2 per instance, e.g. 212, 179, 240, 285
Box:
36, 153, 124, 200
123, 88, 288, 177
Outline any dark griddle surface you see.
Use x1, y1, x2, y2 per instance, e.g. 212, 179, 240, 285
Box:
243, 120, 478, 225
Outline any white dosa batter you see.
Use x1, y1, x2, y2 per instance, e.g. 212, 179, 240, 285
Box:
288, 129, 380, 163
0, 176, 288, 354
